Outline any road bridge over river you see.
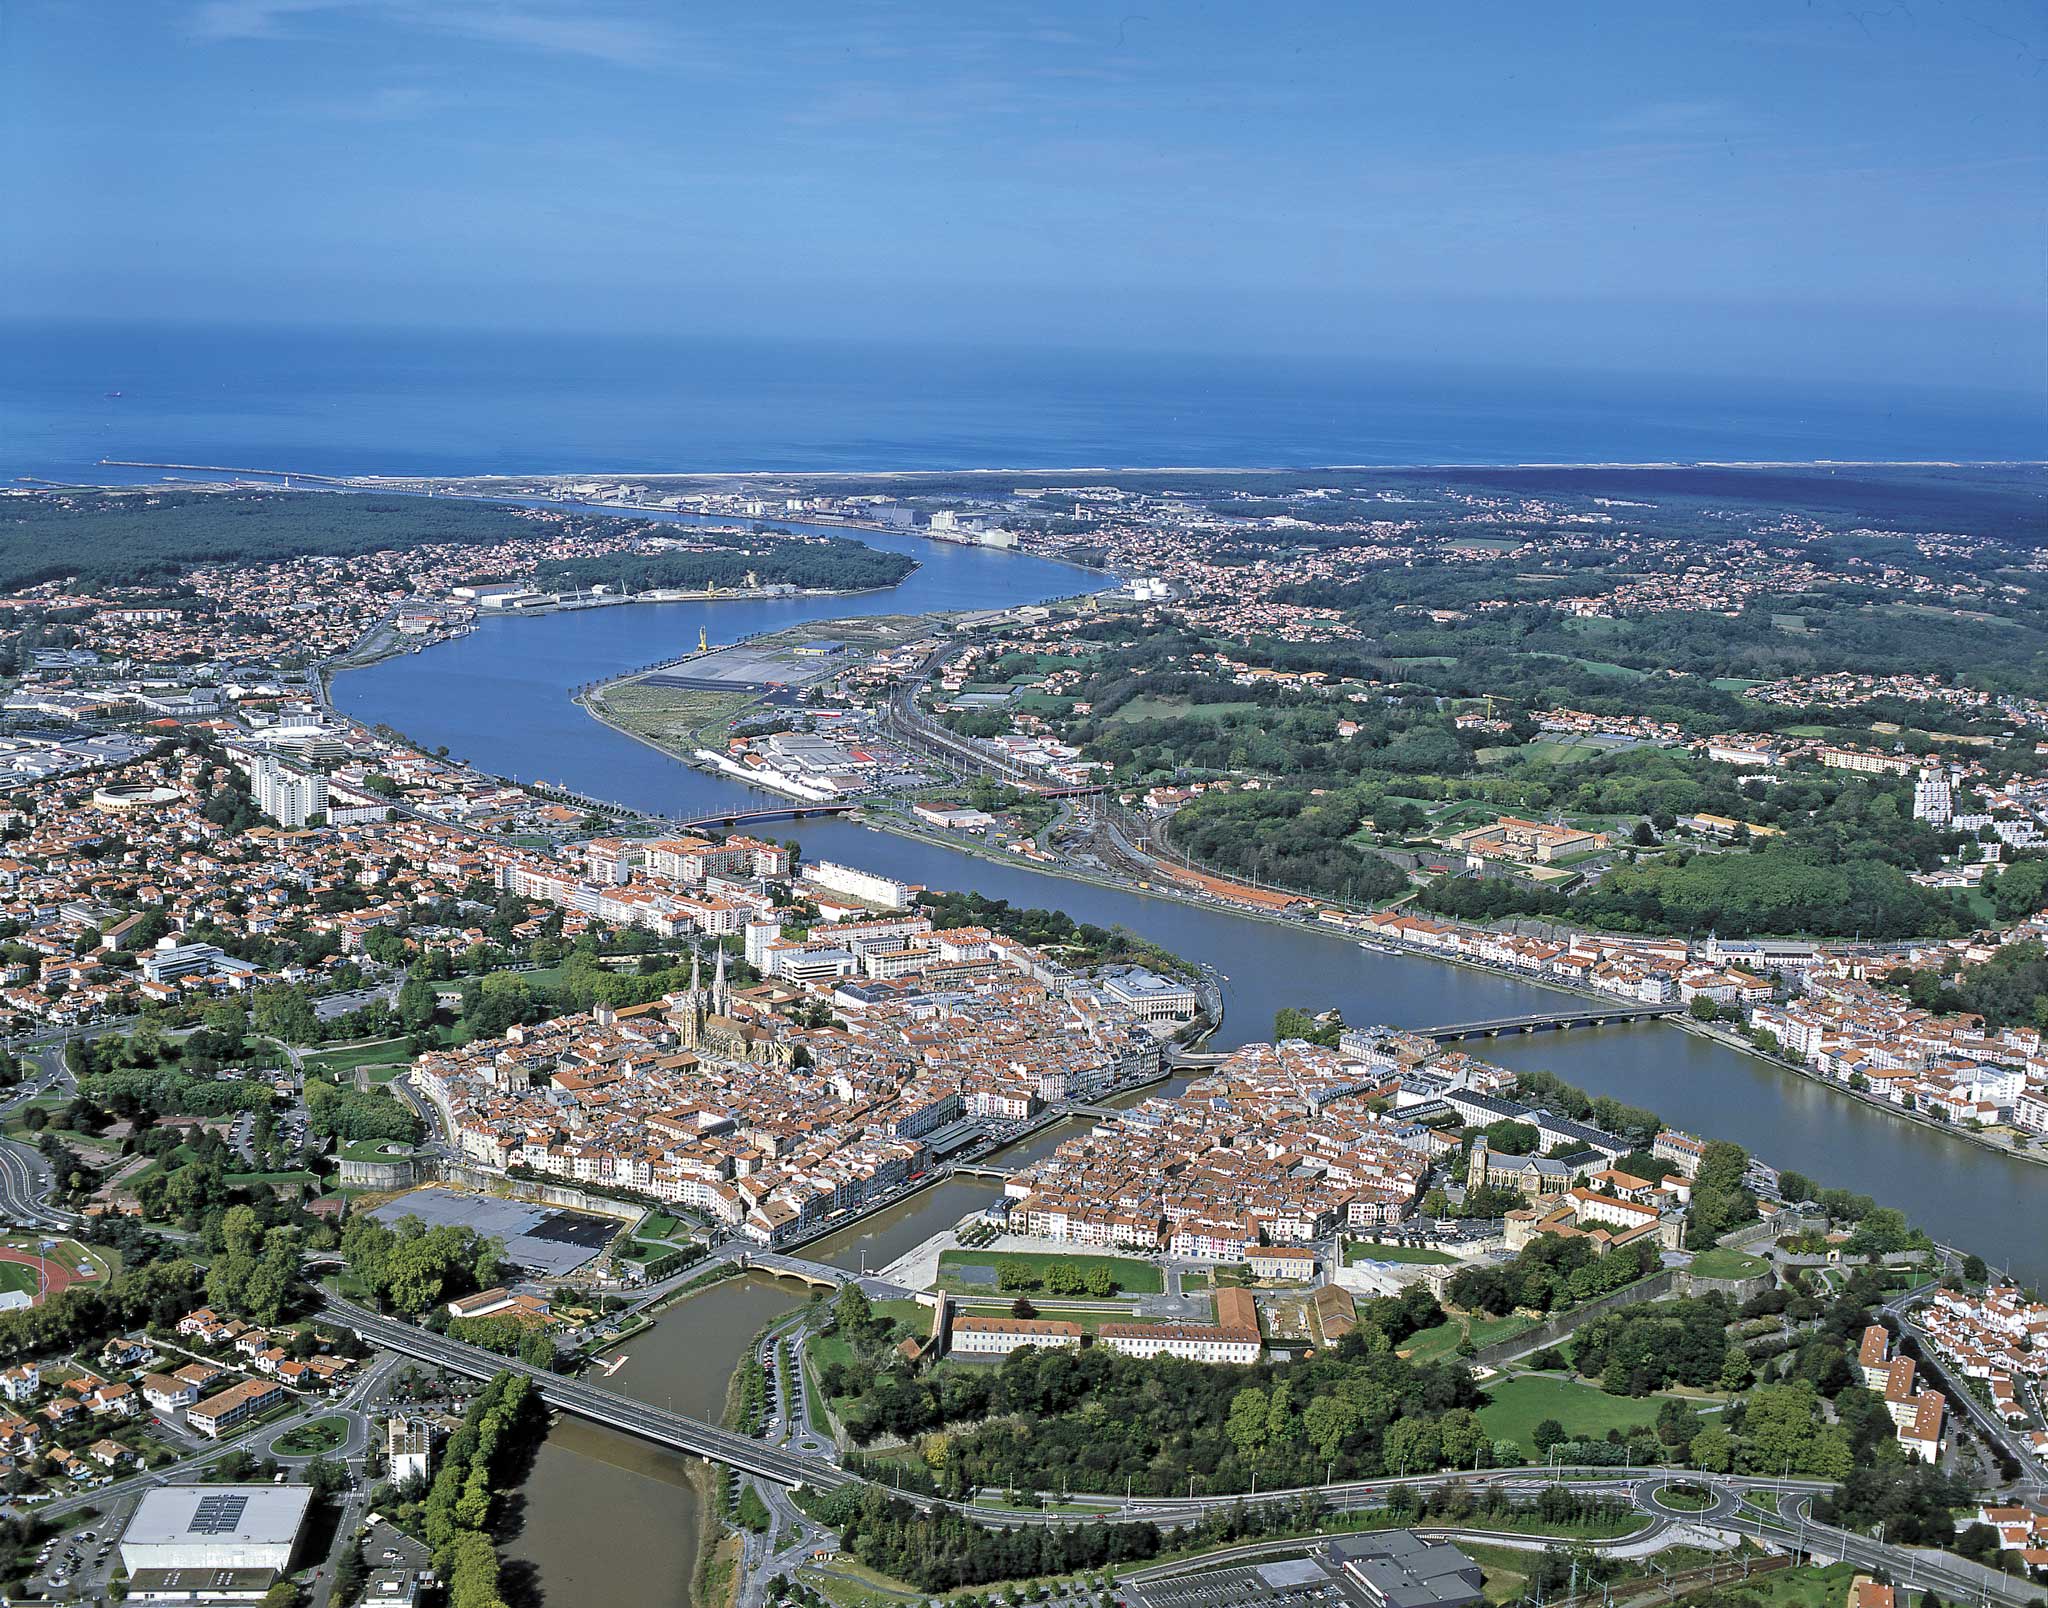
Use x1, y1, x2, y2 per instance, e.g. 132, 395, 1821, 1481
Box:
323, 1296, 858, 1489
316, 1296, 2041, 1601
1421, 1002, 1679, 1041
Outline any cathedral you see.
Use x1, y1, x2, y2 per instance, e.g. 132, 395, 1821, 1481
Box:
670, 944, 796, 1069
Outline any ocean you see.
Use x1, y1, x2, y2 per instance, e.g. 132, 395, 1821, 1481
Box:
3, 319, 2041, 482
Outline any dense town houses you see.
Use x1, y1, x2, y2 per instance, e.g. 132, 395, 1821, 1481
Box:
407, 924, 1166, 1245
1001, 1041, 1434, 1256
1914, 1285, 2048, 1439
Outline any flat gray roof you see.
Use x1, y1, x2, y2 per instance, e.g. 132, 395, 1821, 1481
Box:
125, 1484, 314, 1548
368, 1186, 618, 1277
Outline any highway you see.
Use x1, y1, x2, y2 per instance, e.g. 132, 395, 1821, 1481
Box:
320, 1296, 859, 1490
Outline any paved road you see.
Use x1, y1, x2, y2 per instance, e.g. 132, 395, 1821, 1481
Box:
0, 1135, 66, 1229
1883, 1285, 2048, 1491
322, 1296, 860, 1491
1632, 1474, 2036, 1607
21, 1351, 408, 1527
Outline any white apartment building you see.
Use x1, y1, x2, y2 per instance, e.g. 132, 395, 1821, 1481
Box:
251, 753, 328, 828
948, 1314, 1083, 1356
1098, 1322, 1261, 1365
803, 859, 914, 910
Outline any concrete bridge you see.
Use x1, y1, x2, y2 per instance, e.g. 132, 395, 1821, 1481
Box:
1420, 1002, 1680, 1041
950, 1162, 1014, 1182
1060, 1101, 1130, 1121
320, 1297, 855, 1490
736, 1250, 851, 1291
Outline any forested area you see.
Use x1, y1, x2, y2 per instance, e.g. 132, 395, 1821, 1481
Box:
813, 1284, 1520, 1498
0, 488, 629, 592
1444, 1235, 1660, 1318
1166, 790, 1407, 903
1573, 843, 1964, 941
535, 536, 912, 594
0, 1258, 203, 1364
1164, 747, 1971, 937
392, 1370, 545, 1608
339, 1212, 509, 1318
1886, 937, 2048, 1032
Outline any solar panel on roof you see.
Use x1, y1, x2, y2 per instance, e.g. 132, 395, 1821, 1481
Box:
188, 1494, 249, 1534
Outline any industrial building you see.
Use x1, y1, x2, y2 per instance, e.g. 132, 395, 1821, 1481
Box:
120, 1484, 314, 1583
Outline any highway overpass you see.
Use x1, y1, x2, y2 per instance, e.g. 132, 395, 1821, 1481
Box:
320, 1297, 856, 1490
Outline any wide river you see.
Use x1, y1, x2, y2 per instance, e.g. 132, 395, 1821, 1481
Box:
334, 516, 2047, 1604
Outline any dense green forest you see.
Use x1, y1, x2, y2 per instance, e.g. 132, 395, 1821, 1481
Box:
534, 537, 913, 594
814, 1283, 1491, 1497
1166, 789, 1407, 903
1163, 747, 1972, 938
0, 488, 635, 592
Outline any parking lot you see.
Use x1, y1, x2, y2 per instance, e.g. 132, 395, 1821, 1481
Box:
28, 1508, 133, 1603
1128, 1557, 1360, 1608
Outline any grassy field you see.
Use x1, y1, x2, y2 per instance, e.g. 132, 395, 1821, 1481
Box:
935, 1249, 1162, 1294
1707, 1563, 1863, 1608
2, 1098, 68, 1137
272, 1415, 348, 1456
955, 1303, 1128, 1336
1477, 1375, 1670, 1453
597, 681, 759, 742
1347, 1241, 1457, 1266
1688, 1248, 1771, 1280
0, 1262, 40, 1299
1401, 1313, 1534, 1362
27, 1238, 108, 1278
300, 1038, 411, 1077
1106, 695, 1264, 725
338, 1138, 416, 1164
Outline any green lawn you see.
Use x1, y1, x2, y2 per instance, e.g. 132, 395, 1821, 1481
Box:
640, 1209, 682, 1237
1477, 1375, 1670, 1453
1401, 1313, 1534, 1362
1347, 1241, 1457, 1266
300, 1038, 411, 1076
935, 1249, 1162, 1295
3, 1098, 68, 1136
1705, 1564, 1862, 1608
226, 1169, 321, 1190
870, 1298, 932, 1332
0, 1262, 39, 1299
338, 1138, 415, 1164
271, 1415, 348, 1456
1688, 1248, 1771, 1280
955, 1303, 1128, 1336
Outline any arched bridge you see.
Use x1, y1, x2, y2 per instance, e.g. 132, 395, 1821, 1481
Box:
1420, 1002, 1680, 1041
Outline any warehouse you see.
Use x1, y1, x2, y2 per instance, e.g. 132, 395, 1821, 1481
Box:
121, 1484, 313, 1578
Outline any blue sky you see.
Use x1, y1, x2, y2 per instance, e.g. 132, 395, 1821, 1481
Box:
6, 1, 2044, 392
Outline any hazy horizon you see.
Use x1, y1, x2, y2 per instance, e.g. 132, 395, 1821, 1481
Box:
7, 2, 2044, 400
